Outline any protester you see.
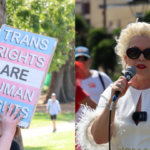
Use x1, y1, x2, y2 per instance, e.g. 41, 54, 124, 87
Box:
76, 20, 150, 150
0, 103, 23, 150
75, 61, 97, 150
75, 46, 113, 123
46, 93, 61, 132
75, 61, 97, 114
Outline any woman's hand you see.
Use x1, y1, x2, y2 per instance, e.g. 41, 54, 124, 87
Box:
2, 103, 23, 137
111, 76, 133, 103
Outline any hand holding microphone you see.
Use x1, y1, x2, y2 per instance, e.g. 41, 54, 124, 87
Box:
111, 66, 136, 102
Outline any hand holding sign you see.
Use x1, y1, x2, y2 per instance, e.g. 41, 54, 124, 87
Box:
2, 103, 23, 137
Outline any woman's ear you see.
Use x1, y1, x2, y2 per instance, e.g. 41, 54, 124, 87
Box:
123, 55, 127, 64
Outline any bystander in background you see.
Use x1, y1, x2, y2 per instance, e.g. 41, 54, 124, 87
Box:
75, 46, 113, 123
46, 93, 61, 132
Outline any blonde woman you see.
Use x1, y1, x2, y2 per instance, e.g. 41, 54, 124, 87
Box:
76, 20, 150, 150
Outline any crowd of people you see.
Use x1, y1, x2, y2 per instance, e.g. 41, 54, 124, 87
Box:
75, 46, 113, 150
2, 19, 150, 150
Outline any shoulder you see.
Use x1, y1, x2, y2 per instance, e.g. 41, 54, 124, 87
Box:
98, 71, 113, 83
47, 99, 52, 105
91, 69, 98, 77
55, 100, 60, 103
99, 84, 113, 104
48, 99, 52, 102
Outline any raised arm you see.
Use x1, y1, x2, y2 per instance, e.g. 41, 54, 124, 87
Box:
0, 103, 23, 150
91, 76, 132, 144
78, 97, 97, 110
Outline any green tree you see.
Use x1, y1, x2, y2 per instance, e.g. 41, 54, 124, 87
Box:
0, 0, 6, 27
143, 10, 150, 22
7, 0, 75, 103
7, 0, 75, 72
75, 13, 89, 32
91, 39, 117, 74
87, 28, 111, 51
111, 28, 121, 37
75, 14, 89, 47
86, 28, 117, 73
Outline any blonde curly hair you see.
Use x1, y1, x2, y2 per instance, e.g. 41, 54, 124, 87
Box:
115, 19, 150, 73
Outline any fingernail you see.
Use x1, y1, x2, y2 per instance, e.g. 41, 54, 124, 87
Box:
126, 81, 128, 85
130, 81, 133, 84
123, 91, 125, 94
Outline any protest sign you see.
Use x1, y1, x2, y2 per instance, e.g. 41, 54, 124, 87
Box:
0, 24, 58, 128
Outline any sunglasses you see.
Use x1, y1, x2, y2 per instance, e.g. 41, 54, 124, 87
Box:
126, 47, 150, 60
75, 56, 89, 61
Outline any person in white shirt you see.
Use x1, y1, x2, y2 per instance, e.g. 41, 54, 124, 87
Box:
75, 46, 113, 123
76, 20, 150, 150
46, 93, 61, 132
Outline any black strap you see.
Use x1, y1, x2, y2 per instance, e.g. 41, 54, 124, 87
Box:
98, 72, 106, 90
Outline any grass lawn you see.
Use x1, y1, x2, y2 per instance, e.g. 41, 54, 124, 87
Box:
23, 130, 75, 150
29, 112, 75, 128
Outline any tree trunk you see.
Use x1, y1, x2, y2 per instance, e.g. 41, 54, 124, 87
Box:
0, 0, 6, 27
0, 1, 24, 149
45, 56, 75, 103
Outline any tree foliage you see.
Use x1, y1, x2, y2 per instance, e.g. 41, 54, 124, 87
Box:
86, 28, 117, 73
111, 28, 121, 37
75, 14, 89, 47
6, 0, 75, 72
143, 10, 150, 22
75, 13, 89, 32
91, 39, 117, 73
87, 28, 111, 51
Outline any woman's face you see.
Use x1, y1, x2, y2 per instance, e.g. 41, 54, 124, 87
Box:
124, 36, 150, 79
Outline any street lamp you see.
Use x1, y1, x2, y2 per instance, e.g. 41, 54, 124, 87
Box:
128, 0, 149, 18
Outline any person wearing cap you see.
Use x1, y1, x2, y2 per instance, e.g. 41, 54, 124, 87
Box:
46, 93, 61, 132
75, 60, 97, 150
75, 46, 113, 123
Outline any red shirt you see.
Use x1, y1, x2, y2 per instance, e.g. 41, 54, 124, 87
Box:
75, 84, 89, 114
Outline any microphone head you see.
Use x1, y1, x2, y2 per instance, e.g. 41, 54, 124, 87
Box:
125, 66, 136, 77
124, 66, 136, 81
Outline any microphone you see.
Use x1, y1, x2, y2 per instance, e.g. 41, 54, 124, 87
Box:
112, 66, 136, 102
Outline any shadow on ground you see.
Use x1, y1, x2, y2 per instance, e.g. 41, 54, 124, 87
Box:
25, 147, 46, 150
25, 146, 74, 150
33, 112, 75, 122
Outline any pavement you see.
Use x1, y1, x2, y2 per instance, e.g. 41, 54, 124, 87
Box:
21, 121, 75, 139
